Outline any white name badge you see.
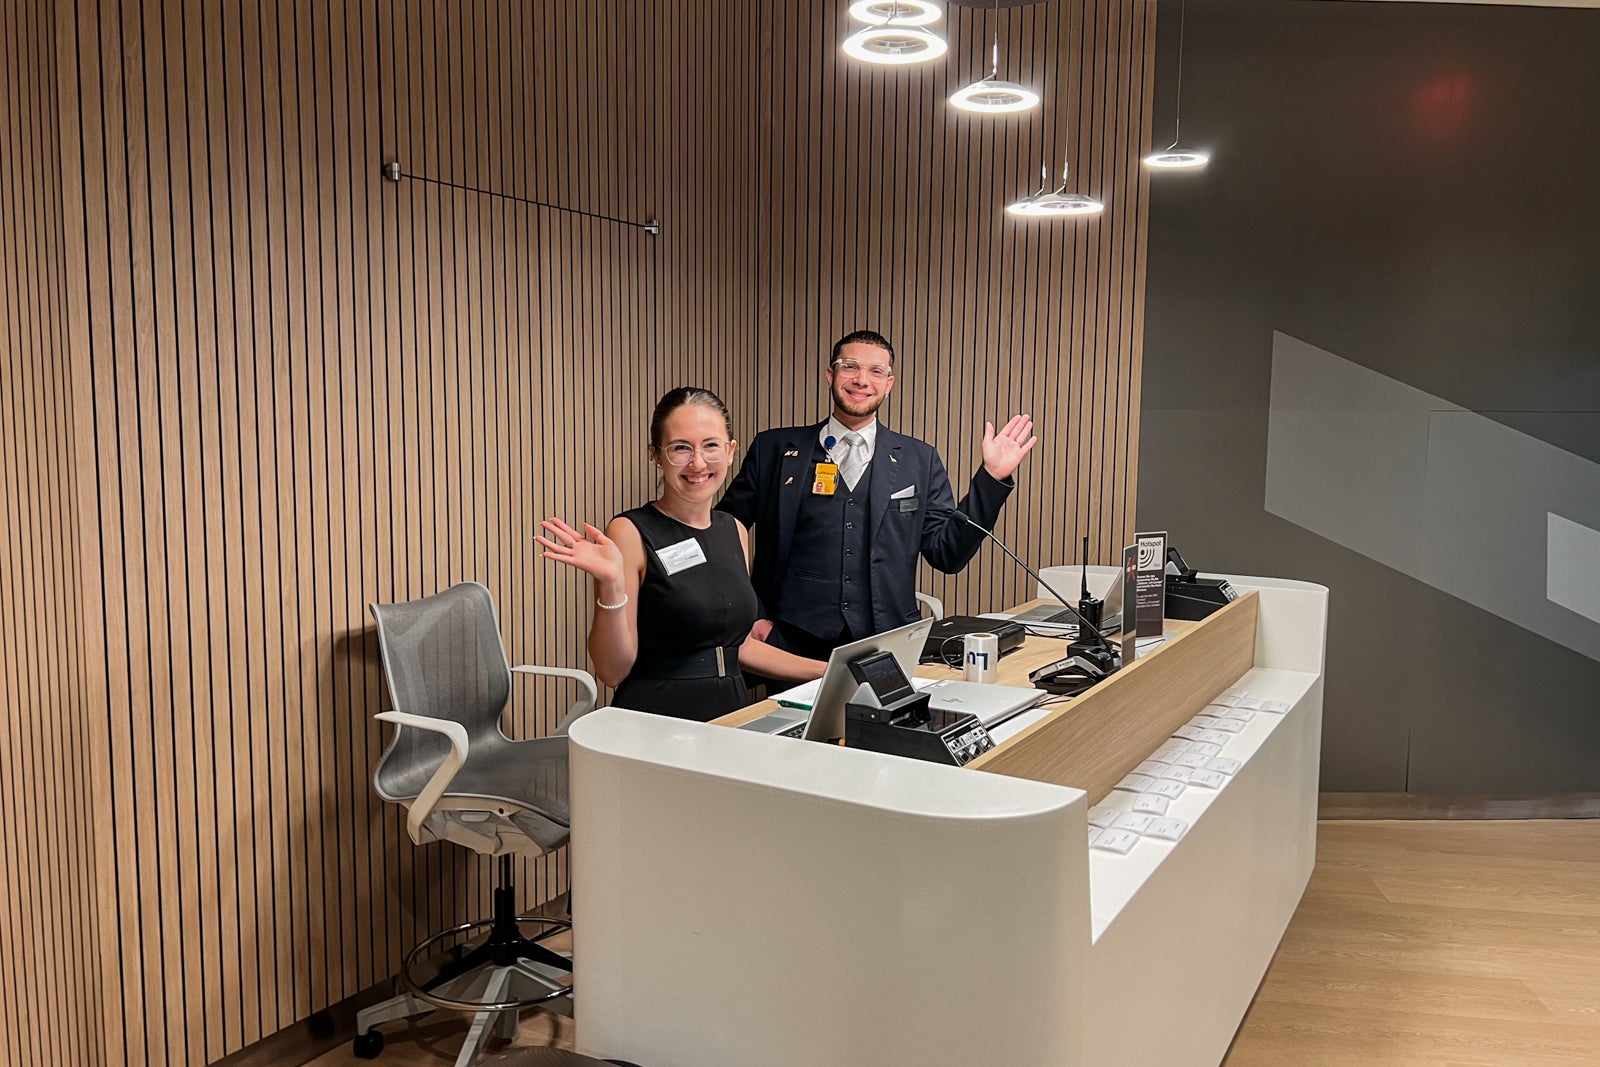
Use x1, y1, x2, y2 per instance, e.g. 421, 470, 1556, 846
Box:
656, 537, 709, 576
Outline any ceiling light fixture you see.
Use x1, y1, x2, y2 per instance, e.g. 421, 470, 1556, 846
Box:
848, 0, 943, 27
842, 2, 949, 66
1007, 158, 1103, 218
1144, 0, 1210, 170
949, 0, 1039, 114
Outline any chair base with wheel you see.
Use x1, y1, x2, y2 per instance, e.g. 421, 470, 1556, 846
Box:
353, 856, 572, 1063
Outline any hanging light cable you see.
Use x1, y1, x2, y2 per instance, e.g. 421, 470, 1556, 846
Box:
950, 0, 1039, 114
1008, 150, 1103, 218
843, 1, 949, 66
1144, 0, 1210, 169
1005, 162, 1052, 217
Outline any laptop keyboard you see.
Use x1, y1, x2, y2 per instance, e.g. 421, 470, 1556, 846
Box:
780, 721, 807, 738
1012, 604, 1071, 623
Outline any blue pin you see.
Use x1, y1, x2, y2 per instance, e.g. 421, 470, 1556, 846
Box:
823, 435, 837, 451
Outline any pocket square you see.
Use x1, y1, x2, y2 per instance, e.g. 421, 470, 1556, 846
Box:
890, 484, 916, 500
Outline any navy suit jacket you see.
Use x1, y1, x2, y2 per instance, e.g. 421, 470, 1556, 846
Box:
718, 420, 1014, 635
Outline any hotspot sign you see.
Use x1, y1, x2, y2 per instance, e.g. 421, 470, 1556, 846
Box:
1134, 530, 1167, 638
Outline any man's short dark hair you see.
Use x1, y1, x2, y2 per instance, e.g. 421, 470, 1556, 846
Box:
830, 329, 895, 367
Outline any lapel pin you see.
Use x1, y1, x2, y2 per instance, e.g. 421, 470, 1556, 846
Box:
890, 454, 898, 463
785, 476, 794, 485
784, 449, 800, 457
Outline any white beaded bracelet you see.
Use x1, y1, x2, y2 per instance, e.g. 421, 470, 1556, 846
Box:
595, 593, 629, 611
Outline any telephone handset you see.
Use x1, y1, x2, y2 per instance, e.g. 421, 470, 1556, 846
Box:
1029, 653, 1109, 696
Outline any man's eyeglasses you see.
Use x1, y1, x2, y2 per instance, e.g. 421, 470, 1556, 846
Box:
661, 440, 731, 467
832, 358, 895, 381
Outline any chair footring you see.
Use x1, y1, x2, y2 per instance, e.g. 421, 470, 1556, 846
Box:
355, 960, 575, 1061
400, 913, 573, 1013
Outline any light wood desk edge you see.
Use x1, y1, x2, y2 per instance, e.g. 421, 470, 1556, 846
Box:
713, 594, 1260, 807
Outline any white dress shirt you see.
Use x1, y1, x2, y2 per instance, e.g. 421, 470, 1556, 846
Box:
820, 415, 877, 467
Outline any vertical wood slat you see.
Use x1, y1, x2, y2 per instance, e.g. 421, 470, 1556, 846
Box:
2, 1, 1153, 1062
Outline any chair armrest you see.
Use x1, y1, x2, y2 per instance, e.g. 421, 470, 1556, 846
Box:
511, 665, 599, 735
915, 591, 945, 621
376, 711, 469, 846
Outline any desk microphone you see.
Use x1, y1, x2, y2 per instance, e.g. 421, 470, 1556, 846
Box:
953, 511, 1120, 674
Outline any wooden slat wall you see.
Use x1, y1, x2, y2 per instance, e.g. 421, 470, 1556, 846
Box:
0, 0, 104, 1063
2, 0, 1153, 1063
745, 0, 1155, 617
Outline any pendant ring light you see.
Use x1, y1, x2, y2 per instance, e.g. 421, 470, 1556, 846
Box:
1144, 0, 1210, 169
949, 0, 1039, 114
843, 1, 949, 66
1007, 154, 1103, 218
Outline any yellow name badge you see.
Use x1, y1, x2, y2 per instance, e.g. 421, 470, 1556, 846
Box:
812, 462, 839, 496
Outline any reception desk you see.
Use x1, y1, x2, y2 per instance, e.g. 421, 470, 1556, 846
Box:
567, 573, 1328, 1067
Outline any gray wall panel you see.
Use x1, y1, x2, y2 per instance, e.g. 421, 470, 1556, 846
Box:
1140, 0, 1600, 792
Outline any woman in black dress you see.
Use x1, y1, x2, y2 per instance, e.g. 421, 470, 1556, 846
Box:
537, 388, 825, 720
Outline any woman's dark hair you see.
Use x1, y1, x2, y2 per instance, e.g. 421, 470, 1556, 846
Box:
649, 386, 734, 450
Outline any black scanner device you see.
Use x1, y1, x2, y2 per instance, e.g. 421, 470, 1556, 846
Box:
843, 650, 994, 766
1163, 546, 1238, 621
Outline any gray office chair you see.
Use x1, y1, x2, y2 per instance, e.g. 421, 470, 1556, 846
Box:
355, 582, 598, 1066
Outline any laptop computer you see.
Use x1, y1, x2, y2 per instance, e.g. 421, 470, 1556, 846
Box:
742, 619, 1044, 739
1005, 573, 1124, 635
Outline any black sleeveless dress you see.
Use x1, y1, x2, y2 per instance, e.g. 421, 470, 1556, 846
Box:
611, 504, 759, 721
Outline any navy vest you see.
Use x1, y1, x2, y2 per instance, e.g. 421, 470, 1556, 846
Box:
779, 444, 875, 641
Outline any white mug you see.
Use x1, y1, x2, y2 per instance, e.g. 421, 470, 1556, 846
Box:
963, 632, 999, 684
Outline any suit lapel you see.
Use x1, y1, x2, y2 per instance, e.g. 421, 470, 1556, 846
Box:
775, 422, 825, 569
868, 425, 903, 548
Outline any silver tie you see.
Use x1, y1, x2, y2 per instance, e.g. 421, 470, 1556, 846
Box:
838, 431, 866, 491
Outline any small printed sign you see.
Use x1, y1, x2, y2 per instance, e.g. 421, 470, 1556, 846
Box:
1134, 530, 1167, 638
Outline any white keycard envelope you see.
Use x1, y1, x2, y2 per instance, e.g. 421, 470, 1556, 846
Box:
1198, 717, 1246, 734
1091, 828, 1140, 855
1087, 805, 1121, 829
1144, 817, 1190, 842
1130, 793, 1171, 816
1112, 812, 1155, 834
1146, 778, 1187, 800
655, 537, 708, 576
1179, 768, 1227, 790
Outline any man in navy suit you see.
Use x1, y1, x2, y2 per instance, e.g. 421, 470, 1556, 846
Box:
718, 329, 1038, 659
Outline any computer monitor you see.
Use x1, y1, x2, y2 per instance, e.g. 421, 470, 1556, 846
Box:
803, 618, 934, 741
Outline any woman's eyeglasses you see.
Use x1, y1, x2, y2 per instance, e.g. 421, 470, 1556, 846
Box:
661, 440, 731, 466
832, 358, 894, 381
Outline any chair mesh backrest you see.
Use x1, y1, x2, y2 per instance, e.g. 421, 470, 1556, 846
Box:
371, 582, 512, 798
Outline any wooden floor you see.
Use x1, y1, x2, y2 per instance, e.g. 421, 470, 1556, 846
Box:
307, 820, 1600, 1067
1222, 820, 1600, 1067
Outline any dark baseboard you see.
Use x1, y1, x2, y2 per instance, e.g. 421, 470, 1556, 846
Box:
212, 893, 572, 1067
210, 981, 390, 1067
1319, 792, 1600, 820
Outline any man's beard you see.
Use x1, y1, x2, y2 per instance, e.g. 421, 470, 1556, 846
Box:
832, 383, 886, 419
